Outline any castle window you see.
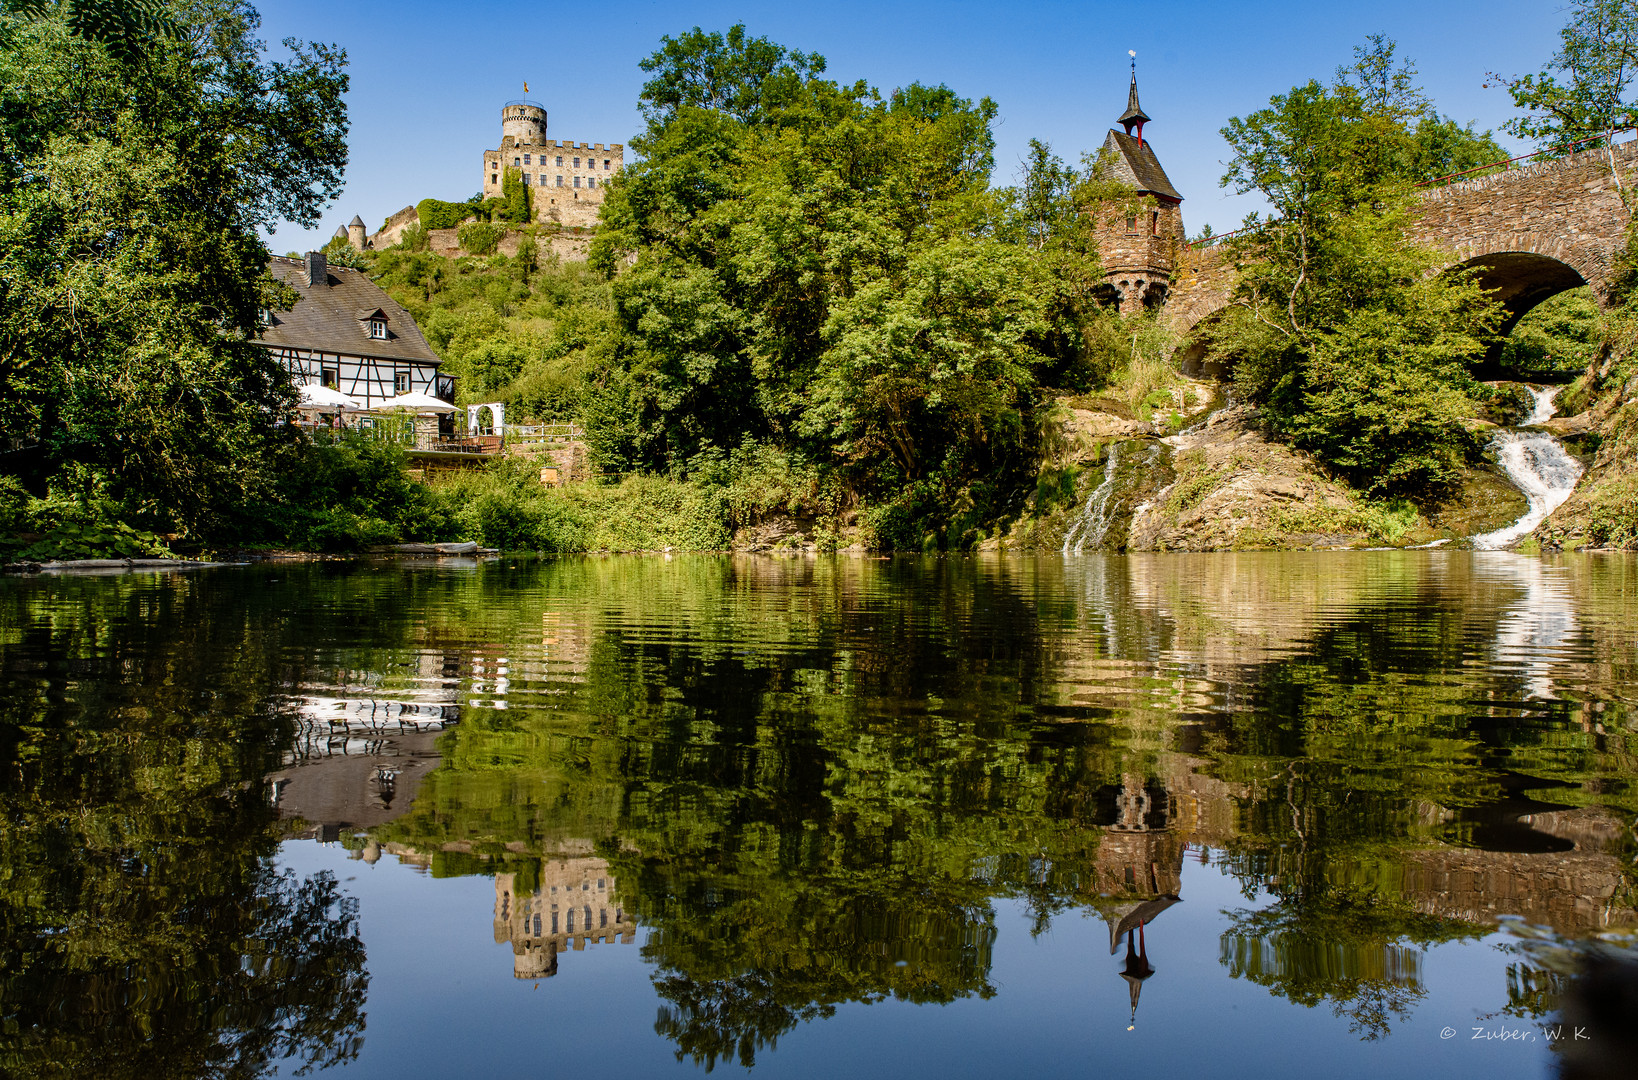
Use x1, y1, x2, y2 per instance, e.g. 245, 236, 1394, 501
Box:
1151, 211, 1159, 236
556, 155, 563, 166
523, 153, 531, 165
587, 177, 595, 189
573, 156, 580, 168
513, 157, 520, 166
573, 176, 580, 188
555, 175, 563, 187
1125, 215, 1138, 233
369, 319, 387, 340
604, 159, 610, 169
522, 173, 530, 184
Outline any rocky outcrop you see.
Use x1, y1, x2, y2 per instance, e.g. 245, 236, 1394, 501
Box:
1125, 405, 1398, 550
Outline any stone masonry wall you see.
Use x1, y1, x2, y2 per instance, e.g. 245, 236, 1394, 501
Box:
367, 204, 421, 251
1407, 136, 1638, 298
1163, 135, 1638, 336
425, 227, 593, 264
1101, 200, 1185, 314
484, 139, 624, 230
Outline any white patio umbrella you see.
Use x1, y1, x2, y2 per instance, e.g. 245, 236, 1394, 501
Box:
375, 391, 457, 414
296, 382, 363, 411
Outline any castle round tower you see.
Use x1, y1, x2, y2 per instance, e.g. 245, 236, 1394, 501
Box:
501, 100, 548, 145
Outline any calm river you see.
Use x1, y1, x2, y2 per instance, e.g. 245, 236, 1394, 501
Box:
2, 552, 1635, 1079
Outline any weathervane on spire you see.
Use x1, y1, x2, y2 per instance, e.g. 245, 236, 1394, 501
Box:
1119, 51, 1150, 145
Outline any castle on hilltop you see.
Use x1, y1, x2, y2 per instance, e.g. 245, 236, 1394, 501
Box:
326, 95, 626, 256
326, 78, 1180, 284
482, 99, 625, 230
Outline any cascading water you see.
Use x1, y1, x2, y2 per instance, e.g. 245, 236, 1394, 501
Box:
1061, 442, 1164, 554
1471, 386, 1584, 550
1063, 443, 1121, 554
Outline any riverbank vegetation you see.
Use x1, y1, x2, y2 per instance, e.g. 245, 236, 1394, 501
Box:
5, 3, 1636, 560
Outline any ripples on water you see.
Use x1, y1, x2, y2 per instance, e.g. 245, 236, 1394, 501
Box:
1, 552, 1635, 1080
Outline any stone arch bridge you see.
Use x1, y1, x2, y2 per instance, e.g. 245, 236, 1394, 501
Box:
1165, 135, 1638, 343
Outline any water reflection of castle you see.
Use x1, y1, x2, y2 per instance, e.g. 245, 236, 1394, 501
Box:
1092, 772, 1187, 1028
493, 858, 636, 979
1083, 761, 1636, 1027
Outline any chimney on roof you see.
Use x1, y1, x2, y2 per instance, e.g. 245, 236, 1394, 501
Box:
305, 250, 327, 287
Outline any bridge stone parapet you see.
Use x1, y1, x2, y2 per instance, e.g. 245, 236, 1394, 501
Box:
1164, 136, 1638, 340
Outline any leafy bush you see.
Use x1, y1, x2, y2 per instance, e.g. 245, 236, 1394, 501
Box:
415, 198, 477, 231
424, 461, 587, 551
234, 433, 444, 552
457, 221, 506, 257
7, 497, 174, 561
0, 475, 28, 537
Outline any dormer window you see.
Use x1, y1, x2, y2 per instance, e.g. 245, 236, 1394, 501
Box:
358, 308, 391, 340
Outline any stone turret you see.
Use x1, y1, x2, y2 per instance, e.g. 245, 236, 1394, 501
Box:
1097, 64, 1185, 315
501, 99, 549, 145
347, 215, 367, 250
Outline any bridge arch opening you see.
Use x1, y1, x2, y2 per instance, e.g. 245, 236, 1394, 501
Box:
1446, 251, 1599, 379
1173, 307, 1235, 380
1450, 251, 1590, 336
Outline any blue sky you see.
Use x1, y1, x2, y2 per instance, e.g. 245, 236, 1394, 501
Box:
260, 0, 1567, 255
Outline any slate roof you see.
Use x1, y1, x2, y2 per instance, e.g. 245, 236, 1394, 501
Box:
1101, 130, 1183, 202
259, 256, 442, 364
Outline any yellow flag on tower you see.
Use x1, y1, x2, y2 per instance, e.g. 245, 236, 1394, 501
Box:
523, 82, 529, 94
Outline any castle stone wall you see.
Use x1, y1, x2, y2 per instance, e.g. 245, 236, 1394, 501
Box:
484, 128, 624, 231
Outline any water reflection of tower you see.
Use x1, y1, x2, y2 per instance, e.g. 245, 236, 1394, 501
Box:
1095, 773, 1185, 1027
493, 857, 636, 979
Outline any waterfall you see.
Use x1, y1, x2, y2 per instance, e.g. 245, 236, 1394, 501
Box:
1471, 386, 1584, 551
1063, 443, 1121, 555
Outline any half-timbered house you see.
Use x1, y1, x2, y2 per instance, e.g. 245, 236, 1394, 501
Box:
258, 252, 455, 407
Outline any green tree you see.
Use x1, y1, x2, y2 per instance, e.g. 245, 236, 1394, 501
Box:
1209, 39, 1502, 495
0, 0, 348, 537
0, 0, 176, 62
591, 28, 1068, 540
636, 22, 828, 129
1490, 0, 1638, 147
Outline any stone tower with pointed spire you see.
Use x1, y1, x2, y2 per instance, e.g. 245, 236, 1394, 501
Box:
1097, 65, 1186, 315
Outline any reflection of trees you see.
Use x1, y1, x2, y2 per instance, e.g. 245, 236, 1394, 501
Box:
36, 552, 1613, 1064
356, 554, 1638, 1059
0, 574, 368, 1078
1219, 886, 1480, 1040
